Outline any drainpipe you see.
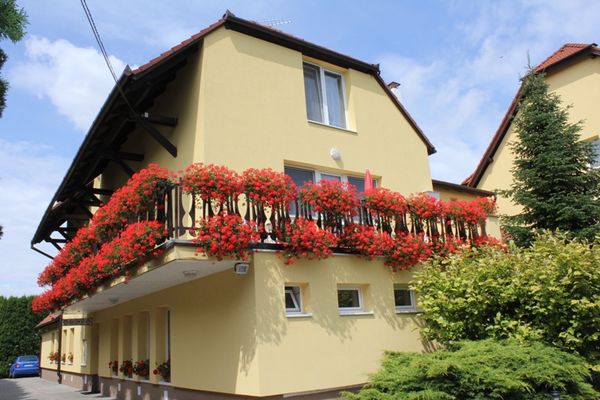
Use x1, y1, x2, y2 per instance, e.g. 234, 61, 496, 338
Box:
57, 312, 63, 384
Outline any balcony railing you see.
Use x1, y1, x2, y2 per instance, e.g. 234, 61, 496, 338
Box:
149, 184, 490, 247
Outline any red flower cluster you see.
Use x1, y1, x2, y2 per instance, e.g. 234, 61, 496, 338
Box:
281, 218, 337, 265
339, 224, 394, 260
407, 193, 442, 220
48, 351, 59, 362
193, 214, 258, 261
133, 359, 150, 378
181, 163, 241, 203
242, 168, 297, 206
383, 233, 431, 271
120, 359, 134, 377
443, 197, 496, 225
109, 360, 119, 374
37, 164, 173, 286
153, 359, 170, 381
33, 221, 166, 313
298, 180, 359, 219
363, 187, 408, 218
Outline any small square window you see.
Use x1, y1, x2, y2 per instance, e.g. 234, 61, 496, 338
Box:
285, 286, 302, 314
338, 287, 363, 312
394, 284, 416, 311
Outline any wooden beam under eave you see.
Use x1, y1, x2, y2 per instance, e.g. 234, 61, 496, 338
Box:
103, 150, 145, 162
138, 119, 177, 157
140, 113, 178, 127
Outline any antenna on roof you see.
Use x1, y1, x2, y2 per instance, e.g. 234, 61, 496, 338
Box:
260, 18, 292, 27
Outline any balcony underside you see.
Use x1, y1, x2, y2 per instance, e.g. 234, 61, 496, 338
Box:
64, 242, 238, 314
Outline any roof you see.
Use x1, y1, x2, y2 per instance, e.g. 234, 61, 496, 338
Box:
35, 311, 61, 330
432, 179, 495, 197
32, 11, 436, 246
463, 42, 600, 187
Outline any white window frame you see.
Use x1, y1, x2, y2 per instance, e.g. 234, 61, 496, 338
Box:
285, 286, 303, 314
303, 61, 348, 129
337, 286, 364, 313
590, 137, 600, 169
394, 284, 417, 313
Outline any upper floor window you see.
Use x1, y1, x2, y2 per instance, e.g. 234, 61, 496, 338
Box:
591, 138, 600, 169
303, 62, 347, 129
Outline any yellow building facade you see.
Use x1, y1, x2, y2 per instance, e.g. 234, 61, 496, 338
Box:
35, 12, 492, 400
465, 43, 600, 216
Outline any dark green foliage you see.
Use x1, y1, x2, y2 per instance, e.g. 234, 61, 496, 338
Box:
0, 296, 45, 378
343, 340, 597, 400
0, 0, 27, 117
412, 233, 600, 365
501, 72, 600, 245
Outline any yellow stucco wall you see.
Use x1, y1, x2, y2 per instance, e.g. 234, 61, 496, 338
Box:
477, 56, 600, 216
195, 27, 432, 194
80, 249, 425, 397
253, 252, 425, 395
91, 262, 261, 395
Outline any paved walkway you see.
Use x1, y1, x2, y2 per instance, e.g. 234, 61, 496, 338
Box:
0, 377, 109, 400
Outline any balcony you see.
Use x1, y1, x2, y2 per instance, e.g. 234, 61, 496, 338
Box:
34, 164, 499, 314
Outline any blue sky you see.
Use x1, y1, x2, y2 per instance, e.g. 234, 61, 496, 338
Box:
1, 0, 600, 296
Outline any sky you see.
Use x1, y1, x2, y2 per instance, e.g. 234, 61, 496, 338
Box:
1, 0, 600, 296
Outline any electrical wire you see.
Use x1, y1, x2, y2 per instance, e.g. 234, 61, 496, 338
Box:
79, 0, 137, 115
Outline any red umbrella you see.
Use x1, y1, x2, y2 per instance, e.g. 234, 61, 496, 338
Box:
364, 169, 374, 194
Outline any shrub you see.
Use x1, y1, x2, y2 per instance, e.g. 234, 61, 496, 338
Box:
343, 340, 596, 400
412, 232, 600, 365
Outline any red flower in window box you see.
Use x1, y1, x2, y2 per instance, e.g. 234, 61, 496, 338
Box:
192, 214, 259, 261
242, 168, 297, 207
281, 218, 336, 265
339, 224, 394, 260
181, 163, 241, 203
154, 359, 170, 382
364, 187, 408, 218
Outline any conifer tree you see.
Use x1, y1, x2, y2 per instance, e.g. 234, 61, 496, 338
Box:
0, 0, 28, 117
501, 71, 600, 245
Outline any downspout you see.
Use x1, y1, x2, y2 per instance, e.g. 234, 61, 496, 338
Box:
56, 312, 63, 384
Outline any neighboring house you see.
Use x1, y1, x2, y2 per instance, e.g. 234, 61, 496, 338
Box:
33, 12, 495, 400
464, 43, 600, 217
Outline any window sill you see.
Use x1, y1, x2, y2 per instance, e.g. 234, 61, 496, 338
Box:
395, 308, 423, 314
308, 120, 357, 135
286, 312, 313, 318
80, 363, 87, 367
159, 380, 172, 386
339, 310, 374, 316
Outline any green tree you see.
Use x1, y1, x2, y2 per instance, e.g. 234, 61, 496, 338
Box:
343, 340, 596, 400
0, 0, 28, 117
0, 296, 45, 378
412, 234, 600, 365
500, 71, 600, 245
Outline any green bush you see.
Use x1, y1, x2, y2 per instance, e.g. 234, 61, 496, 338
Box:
412, 233, 600, 365
0, 296, 45, 378
343, 340, 596, 400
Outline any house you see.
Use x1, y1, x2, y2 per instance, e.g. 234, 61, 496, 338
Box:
32, 12, 497, 399
463, 43, 600, 216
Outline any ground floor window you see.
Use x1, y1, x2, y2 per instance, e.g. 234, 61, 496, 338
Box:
337, 286, 364, 313
394, 284, 417, 312
285, 286, 303, 314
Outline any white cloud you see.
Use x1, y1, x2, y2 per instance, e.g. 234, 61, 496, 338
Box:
10, 36, 126, 132
0, 139, 69, 296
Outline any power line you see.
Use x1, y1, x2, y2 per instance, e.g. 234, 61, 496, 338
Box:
79, 0, 136, 114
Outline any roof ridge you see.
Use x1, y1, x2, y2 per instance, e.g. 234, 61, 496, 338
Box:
534, 42, 595, 72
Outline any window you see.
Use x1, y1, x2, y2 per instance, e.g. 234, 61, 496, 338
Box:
284, 286, 302, 314
284, 166, 374, 191
394, 284, 417, 312
591, 138, 600, 168
338, 287, 363, 313
303, 62, 347, 128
